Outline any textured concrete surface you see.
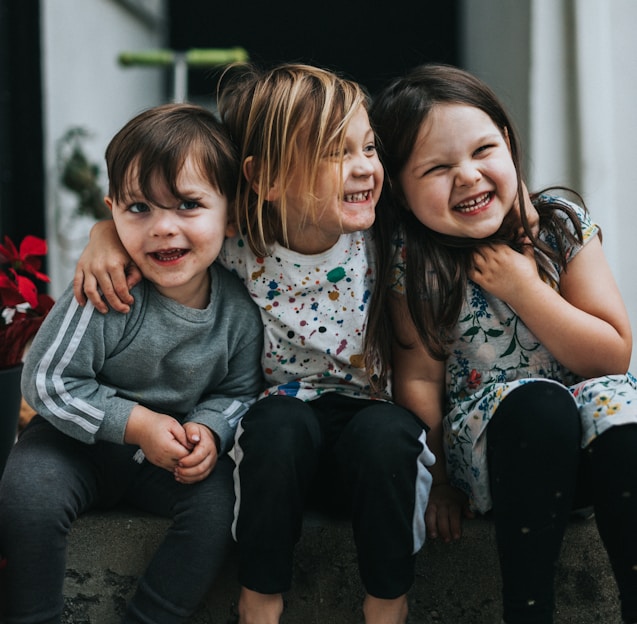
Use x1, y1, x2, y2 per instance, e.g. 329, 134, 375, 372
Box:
57, 508, 622, 624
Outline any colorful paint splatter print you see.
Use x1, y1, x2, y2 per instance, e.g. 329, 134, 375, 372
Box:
219, 231, 385, 401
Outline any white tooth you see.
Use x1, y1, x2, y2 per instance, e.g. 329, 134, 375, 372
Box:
457, 192, 489, 210
345, 191, 367, 202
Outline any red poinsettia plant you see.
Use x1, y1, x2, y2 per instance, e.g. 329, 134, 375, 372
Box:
0, 235, 55, 370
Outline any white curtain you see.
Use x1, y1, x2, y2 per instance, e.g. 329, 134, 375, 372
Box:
463, 0, 637, 370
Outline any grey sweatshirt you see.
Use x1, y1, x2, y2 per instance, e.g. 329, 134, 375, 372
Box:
21, 262, 263, 453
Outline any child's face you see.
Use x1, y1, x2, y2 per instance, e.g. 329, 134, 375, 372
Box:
106, 156, 233, 308
283, 105, 383, 254
399, 103, 518, 239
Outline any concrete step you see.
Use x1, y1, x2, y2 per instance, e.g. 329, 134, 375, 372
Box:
59, 508, 621, 624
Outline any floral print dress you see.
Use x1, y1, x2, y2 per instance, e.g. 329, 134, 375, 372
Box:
397, 198, 637, 513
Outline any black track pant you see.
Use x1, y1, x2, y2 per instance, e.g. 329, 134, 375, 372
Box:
232, 393, 433, 599
487, 381, 637, 624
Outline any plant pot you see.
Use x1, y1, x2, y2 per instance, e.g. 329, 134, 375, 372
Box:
0, 364, 23, 479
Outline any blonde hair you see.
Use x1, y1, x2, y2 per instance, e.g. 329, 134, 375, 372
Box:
217, 63, 369, 256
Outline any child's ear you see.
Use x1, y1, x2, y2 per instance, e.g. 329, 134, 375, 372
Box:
243, 156, 279, 201
503, 127, 512, 152
104, 196, 114, 213
225, 221, 238, 238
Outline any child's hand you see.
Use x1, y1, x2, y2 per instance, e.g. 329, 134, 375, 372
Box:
173, 422, 219, 484
73, 220, 141, 314
425, 483, 474, 543
125, 407, 191, 472
469, 242, 539, 304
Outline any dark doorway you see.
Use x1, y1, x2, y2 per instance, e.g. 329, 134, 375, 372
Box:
0, 0, 45, 243
0, 1, 458, 245
168, 1, 459, 100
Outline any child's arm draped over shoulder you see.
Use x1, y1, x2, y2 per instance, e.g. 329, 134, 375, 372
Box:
470, 233, 632, 378
73, 219, 140, 313
390, 292, 473, 543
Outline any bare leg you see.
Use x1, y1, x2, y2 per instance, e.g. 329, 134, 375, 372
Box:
363, 593, 408, 624
237, 587, 284, 624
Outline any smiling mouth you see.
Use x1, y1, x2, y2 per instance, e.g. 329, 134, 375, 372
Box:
344, 190, 371, 203
455, 192, 492, 214
151, 248, 188, 262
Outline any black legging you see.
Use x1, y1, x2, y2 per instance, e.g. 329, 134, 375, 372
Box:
487, 381, 582, 624
487, 381, 637, 624
587, 424, 637, 623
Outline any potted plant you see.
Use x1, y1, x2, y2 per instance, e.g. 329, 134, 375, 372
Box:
0, 234, 54, 476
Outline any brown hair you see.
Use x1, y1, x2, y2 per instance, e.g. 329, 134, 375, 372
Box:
366, 64, 583, 389
105, 102, 238, 206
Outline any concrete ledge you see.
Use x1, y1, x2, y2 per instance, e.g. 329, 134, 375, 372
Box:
62, 509, 621, 624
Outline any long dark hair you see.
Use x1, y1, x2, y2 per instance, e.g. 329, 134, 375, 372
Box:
365, 64, 584, 390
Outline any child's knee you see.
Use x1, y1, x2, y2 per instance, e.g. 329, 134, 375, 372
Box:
238, 398, 320, 457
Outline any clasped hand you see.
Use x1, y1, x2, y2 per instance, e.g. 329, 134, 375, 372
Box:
125, 407, 218, 484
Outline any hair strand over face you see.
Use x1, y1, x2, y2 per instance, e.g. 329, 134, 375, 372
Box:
217, 62, 369, 256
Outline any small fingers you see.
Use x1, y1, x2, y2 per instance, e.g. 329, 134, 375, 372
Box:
73, 269, 88, 306
126, 263, 143, 291
425, 504, 458, 543
98, 272, 132, 313
80, 272, 109, 314
175, 455, 215, 484
425, 504, 440, 539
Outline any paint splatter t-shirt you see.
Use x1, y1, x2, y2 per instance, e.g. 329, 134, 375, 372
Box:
219, 232, 385, 401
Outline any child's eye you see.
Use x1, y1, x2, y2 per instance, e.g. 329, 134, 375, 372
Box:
178, 200, 200, 211
128, 202, 149, 213
423, 164, 447, 176
475, 144, 496, 156
364, 143, 377, 155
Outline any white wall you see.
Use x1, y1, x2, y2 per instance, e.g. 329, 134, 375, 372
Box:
462, 0, 637, 371
604, 0, 637, 372
41, 0, 167, 297
460, 0, 531, 156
